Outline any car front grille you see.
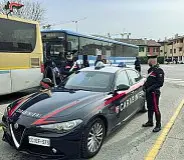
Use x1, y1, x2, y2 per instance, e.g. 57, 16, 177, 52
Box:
12, 124, 25, 144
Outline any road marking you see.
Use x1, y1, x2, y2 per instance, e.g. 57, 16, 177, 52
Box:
165, 78, 183, 81
144, 98, 184, 160
165, 80, 184, 84
142, 75, 184, 81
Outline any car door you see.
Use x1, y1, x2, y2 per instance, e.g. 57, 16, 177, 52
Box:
113, 70, 134, 122
126, 69, 144, 113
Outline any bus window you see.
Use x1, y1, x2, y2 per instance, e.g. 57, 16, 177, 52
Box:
67, 35, 79, 51
115, 44, 123, 57
0, 18, 36, 53
41, 30, 138, 67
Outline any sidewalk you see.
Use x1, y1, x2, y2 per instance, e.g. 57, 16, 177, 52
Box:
155, 105, 184, 160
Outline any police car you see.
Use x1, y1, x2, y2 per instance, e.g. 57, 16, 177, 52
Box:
1, 63, 146, 159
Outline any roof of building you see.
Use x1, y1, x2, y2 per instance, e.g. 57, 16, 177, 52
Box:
115, 38, 147, 46
147, 39, 161, 46
115, 38, 161, 47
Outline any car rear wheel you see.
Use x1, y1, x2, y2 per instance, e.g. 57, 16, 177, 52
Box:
81, 118, 105, 158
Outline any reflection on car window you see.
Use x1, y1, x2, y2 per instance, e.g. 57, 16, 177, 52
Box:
65, 71, 114, 92
126, 70, 141, 84
116, 71, 130, 87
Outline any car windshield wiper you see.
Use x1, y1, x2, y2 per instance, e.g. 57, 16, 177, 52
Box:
74, 88, 92, 91
54, 86, 76, 93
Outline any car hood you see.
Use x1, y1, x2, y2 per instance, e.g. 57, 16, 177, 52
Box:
10, 89, 105, 120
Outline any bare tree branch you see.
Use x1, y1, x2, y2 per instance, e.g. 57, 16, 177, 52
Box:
0, 0, 45, 22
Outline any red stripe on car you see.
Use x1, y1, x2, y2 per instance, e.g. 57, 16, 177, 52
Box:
93, 80, 144, 112
32, 101, 80, 125
8, 98, 28, 117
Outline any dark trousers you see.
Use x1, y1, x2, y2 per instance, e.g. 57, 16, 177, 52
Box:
135, 66, 141, 72
146, 90, 161, 126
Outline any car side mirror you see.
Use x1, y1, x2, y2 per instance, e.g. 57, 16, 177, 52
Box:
40, 78, 54, 89
115, 84, 130, 92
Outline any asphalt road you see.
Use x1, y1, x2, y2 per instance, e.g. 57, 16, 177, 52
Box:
0, 64, 184, 160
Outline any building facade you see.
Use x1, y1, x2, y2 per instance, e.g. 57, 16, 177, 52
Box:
115, 38, 161, 57
147, 40, 161, 56
159, 34, 184, 62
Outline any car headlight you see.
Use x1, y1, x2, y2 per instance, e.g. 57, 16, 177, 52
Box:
39, 119, 83, 132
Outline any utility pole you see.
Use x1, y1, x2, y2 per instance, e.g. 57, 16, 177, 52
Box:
72, 17, 87, 32
107, 33, 111, 38
72, 20, 78, 32
120, 32, 131, 39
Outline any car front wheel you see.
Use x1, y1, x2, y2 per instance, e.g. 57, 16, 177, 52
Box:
81, 118, 105, 158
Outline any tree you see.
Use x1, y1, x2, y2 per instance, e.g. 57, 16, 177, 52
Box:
0, 0, 45, 22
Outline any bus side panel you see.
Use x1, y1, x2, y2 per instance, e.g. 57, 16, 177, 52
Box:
11, 68, 42, 93
0, 70, 11, 95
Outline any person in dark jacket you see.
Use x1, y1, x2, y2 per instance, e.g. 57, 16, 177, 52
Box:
60, 52, 80, 76
94, 55, 103, 66
142, 55, 164, 132
83, 55, 90, 67
134, 57, 141, 72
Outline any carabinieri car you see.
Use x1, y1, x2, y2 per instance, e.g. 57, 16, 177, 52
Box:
1, 63, 146, 159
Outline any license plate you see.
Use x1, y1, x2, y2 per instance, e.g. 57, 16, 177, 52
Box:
28, 136, 50, 147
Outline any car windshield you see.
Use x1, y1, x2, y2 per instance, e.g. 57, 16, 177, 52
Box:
63, 71, 114, 92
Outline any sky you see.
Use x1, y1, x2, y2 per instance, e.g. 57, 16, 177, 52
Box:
36, 0, 184, 40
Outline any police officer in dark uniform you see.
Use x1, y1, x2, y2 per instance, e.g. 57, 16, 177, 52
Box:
94, 54, 103, 66
134, 57, 141, 72
142, 55, 164, 132
60, 52, 80, 76
83, 55, 90, 68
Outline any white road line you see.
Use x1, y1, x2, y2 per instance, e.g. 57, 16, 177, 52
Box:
143, 75, 184, 81
165, 78, 183, 81
165, 79, 184, 82
142, 75, 184, 85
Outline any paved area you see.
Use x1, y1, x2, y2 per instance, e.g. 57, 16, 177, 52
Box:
0, 64, 184, 160
155, 105, 184, 160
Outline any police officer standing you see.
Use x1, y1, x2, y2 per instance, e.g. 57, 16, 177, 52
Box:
134, 57, 141, 72
142, 55, 164, 132
94, 54, 103, 66
60, 51, 80, 76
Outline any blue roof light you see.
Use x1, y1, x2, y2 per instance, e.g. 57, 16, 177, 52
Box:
118, 62, 127, 67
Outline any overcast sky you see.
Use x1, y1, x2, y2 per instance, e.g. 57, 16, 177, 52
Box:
37, 0, 184, 40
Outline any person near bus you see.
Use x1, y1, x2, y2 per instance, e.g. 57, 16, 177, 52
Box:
60, 52, 80, 77
94, 54, 103, 66
83, 55, 90, 68
134, 57, 141, 72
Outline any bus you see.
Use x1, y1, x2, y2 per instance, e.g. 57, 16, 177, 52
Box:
0, 14, 43, 96
41, 29, 139, 68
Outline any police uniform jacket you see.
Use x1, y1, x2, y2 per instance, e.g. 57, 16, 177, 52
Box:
143, 64, 164, 93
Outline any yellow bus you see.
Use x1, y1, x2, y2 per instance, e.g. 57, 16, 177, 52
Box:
0, 14, 43, 95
